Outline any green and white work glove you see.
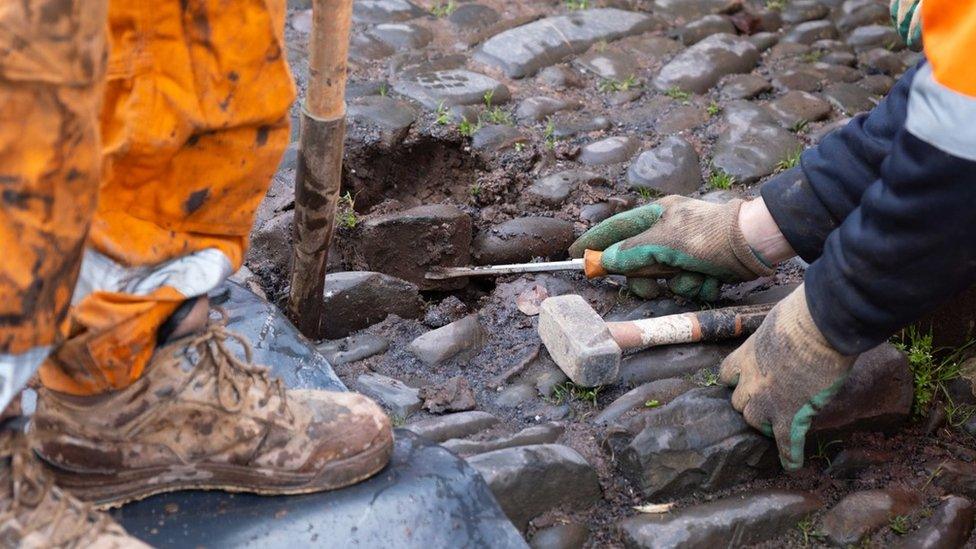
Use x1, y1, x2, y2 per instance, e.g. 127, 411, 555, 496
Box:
890, 0, 922, 51
568, 196, 774, 301
719, 284, 856, 471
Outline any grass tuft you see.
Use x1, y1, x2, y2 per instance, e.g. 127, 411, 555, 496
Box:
889, 515, 911, 535
549, 381, 602, 406
598, 75, 641, 94
435, 101, 450, 125
458, 118, 478, 137
789, 119, 809, 134
664, 86, 693, 104
699, 370, 720, 387
482, 106, 513, 126
796, 517, 826, 546
893, 328, 976, 419
777, 147, 803, 171
430, 0, 456, 17
800, 50, 824, 63
708, 169, 736, 190
338, 191, 358, 229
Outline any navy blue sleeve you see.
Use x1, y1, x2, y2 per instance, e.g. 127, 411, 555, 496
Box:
761, 63, 921, 263
804, 128, 976, 355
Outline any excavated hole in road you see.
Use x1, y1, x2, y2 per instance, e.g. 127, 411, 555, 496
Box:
336, 135, 500, 309
341, 136, 486, 212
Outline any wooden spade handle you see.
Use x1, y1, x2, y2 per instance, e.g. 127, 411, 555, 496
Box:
306, 0, 353, 120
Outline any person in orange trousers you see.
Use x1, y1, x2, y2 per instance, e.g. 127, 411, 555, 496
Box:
0, 0, 392, 544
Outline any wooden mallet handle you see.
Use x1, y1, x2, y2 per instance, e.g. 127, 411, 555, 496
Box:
606, 303, 775, 352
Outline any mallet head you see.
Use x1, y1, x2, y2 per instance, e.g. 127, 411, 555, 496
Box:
538, 295, 621, 387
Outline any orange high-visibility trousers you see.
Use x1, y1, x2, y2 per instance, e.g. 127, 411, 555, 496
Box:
0, 0, 294, 397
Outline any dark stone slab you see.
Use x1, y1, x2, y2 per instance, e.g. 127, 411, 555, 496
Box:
475, 9, 657, 78
113, 431, 527, 548
619, 489, 821, 547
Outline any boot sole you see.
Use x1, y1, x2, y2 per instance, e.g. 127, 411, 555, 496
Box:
40, 429, 394, 509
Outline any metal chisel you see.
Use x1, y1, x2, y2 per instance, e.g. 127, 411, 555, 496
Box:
425, 250, 681, 280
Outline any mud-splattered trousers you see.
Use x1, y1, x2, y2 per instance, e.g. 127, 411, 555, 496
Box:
761, 0, 976, 355
0, 0, 294, 405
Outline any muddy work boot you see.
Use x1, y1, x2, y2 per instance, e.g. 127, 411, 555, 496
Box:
0, 423, 147, 547
30, 323, 393, 508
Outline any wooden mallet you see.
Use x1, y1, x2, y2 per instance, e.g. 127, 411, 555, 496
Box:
538, 294, 773, 387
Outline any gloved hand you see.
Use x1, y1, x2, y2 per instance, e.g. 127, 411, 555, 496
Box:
569, 196, 774, 301
890, 0, 922, 51
719, 284, 856, 471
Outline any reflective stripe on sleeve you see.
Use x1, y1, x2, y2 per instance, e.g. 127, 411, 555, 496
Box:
72, 248, 233, 304
906, 63, 976, 162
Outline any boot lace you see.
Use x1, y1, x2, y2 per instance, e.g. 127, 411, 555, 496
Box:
185, 313, 293, 421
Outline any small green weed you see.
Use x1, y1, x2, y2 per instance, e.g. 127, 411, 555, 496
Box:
796, 517, 825, 546
483, 89, 495, 107
810, 437, 841, 466
430, 0, 456, 17
458, 118, 480, 137
598, 75, 641, 94
635, 187, 654, 201
706, 101, 722, 117
790, 119, 809, 134
390, 415, 407, 427
543, 118, 557, 150
801, 50, 824, 63
644, 399, 661, 408
699, 370, 720, 387
482, 106, 513, 126
893, 328, 976, 419
665, 86, 692, 104
947, 400, 976, 428
889, 515, 911, 535
514, 142, 525, 152
565, 0, 590, 10
338, 191, 358, 229
708, 169, 736, 190
777, 147, 803, 171
435, 101, 451, 125
469, 183, 482, 197
765, 0, 787, 10
378, 83, 389, 97
549, 382, 602, 406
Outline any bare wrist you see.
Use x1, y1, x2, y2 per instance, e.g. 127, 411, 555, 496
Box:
738, 198, 796, 265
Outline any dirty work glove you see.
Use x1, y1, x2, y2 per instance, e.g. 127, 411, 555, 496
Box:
569, 196, 774, 301
719, 284, 856, 471
890, 0, 922, 51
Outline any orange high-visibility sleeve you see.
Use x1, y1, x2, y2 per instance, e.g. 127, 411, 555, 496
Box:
39, 0, 294, 395
920, 1, 976, 97
904, 1, 976, 163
